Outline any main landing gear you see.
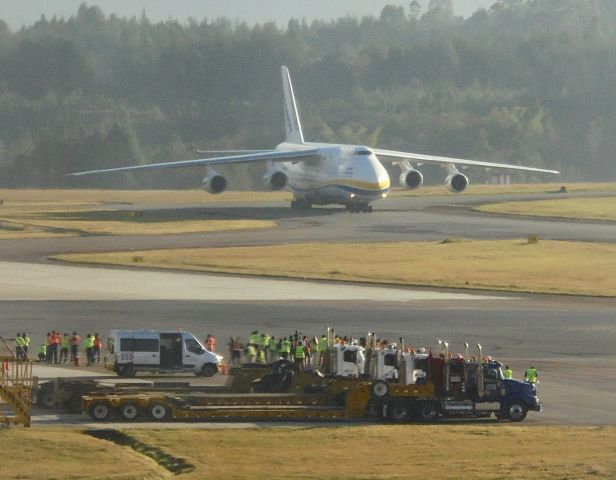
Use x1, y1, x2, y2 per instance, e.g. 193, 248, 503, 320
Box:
345, 203, 373, 213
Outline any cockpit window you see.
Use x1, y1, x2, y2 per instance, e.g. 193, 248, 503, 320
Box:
354, 149, 372, 156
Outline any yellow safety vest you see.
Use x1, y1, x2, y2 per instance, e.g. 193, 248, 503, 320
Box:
504, 369, 512, 379
295, 345, 305, 359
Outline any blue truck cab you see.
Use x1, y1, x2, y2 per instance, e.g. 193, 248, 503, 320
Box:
483, 362, 543, 421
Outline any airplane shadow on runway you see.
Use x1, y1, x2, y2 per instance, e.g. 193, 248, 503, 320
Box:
42, 206, 342, 222
145, 206, 343, 221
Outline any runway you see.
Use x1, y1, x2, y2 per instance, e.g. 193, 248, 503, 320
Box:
0, 261, 505, 302
1, 191, 615, 426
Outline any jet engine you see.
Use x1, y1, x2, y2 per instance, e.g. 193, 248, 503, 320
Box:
202, 170, 227, 194
399, 169, 424, 189
445, 173, 469, 193
263, 169, 288, 191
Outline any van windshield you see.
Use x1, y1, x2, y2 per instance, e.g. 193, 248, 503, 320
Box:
185, 338, 204, 355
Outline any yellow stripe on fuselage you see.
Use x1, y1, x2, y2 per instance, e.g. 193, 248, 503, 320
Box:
329, 178, 390, 191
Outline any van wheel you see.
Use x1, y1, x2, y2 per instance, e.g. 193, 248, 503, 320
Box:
89, 401, 112, 421
148, 402, 170, 421
120, 403, 141, 421
116, 365, 136, 377
201, 363, 218, 377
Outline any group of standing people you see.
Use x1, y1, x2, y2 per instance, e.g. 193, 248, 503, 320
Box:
503, 365, 539, 385
36, 331, 102, 366
229, 331, 330, 368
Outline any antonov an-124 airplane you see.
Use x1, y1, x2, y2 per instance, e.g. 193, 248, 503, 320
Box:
70, 66, 559, 212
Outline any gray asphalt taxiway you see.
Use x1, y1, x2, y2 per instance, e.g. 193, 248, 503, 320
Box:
1, 191, 615, 426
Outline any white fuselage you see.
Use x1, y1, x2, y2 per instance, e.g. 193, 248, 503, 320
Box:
275, 142, 391, 205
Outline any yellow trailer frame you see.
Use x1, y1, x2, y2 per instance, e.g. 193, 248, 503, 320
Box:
82, 381, 374, 422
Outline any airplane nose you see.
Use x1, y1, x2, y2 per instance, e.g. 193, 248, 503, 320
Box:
371, 158, 390, 190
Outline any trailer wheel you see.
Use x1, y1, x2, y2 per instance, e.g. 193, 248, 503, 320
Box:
67, 394, 83, 413
120, 402, 141, 421
371, 380, 389, 398
200, 363, 218, 377
89, 401, 112, 421
38, 390, 56, 409
148, 402, 170, 421
418, 401, 438, 422
507, 401, 528, 422
388, 400, 411, 423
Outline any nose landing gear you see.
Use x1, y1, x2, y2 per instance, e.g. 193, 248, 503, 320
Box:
345, 203, 373, 213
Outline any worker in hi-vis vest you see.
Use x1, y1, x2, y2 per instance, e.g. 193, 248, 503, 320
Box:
525, 366, 538, 384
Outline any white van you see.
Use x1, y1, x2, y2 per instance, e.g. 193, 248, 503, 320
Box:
107, 330, 222, 377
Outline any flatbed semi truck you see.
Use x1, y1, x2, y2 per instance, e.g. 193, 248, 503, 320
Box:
81, 352, 541, 423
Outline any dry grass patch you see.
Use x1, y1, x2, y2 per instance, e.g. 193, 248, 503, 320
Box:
392, 182, 616, 197
54, 239, 616, 296
0, 188, 292, 204
0, 428, 164, 479
0, 189, 277, 238
477, 196, 616, 221
127, 425, 616, 480
2, 425, 616, 479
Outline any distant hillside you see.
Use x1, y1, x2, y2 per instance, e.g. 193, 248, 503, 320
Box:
0, 1, 613, 188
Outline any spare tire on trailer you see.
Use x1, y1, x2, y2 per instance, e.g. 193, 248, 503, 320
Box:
371, 380, 389, 398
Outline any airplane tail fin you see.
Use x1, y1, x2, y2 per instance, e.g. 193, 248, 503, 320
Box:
281, 66, 305, 144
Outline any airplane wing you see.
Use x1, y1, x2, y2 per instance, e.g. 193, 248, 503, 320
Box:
195, 149, 272, 154
372, 148, 560, 174
67, 148, 321, 176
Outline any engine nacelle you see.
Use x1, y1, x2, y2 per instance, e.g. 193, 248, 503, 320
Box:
445, 173, 469, 193
399, 170, 424, 189
202, 171, 227, 194
263, 170, 288, 191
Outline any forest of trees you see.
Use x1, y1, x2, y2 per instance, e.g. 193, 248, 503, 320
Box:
0, 0, 614, 188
